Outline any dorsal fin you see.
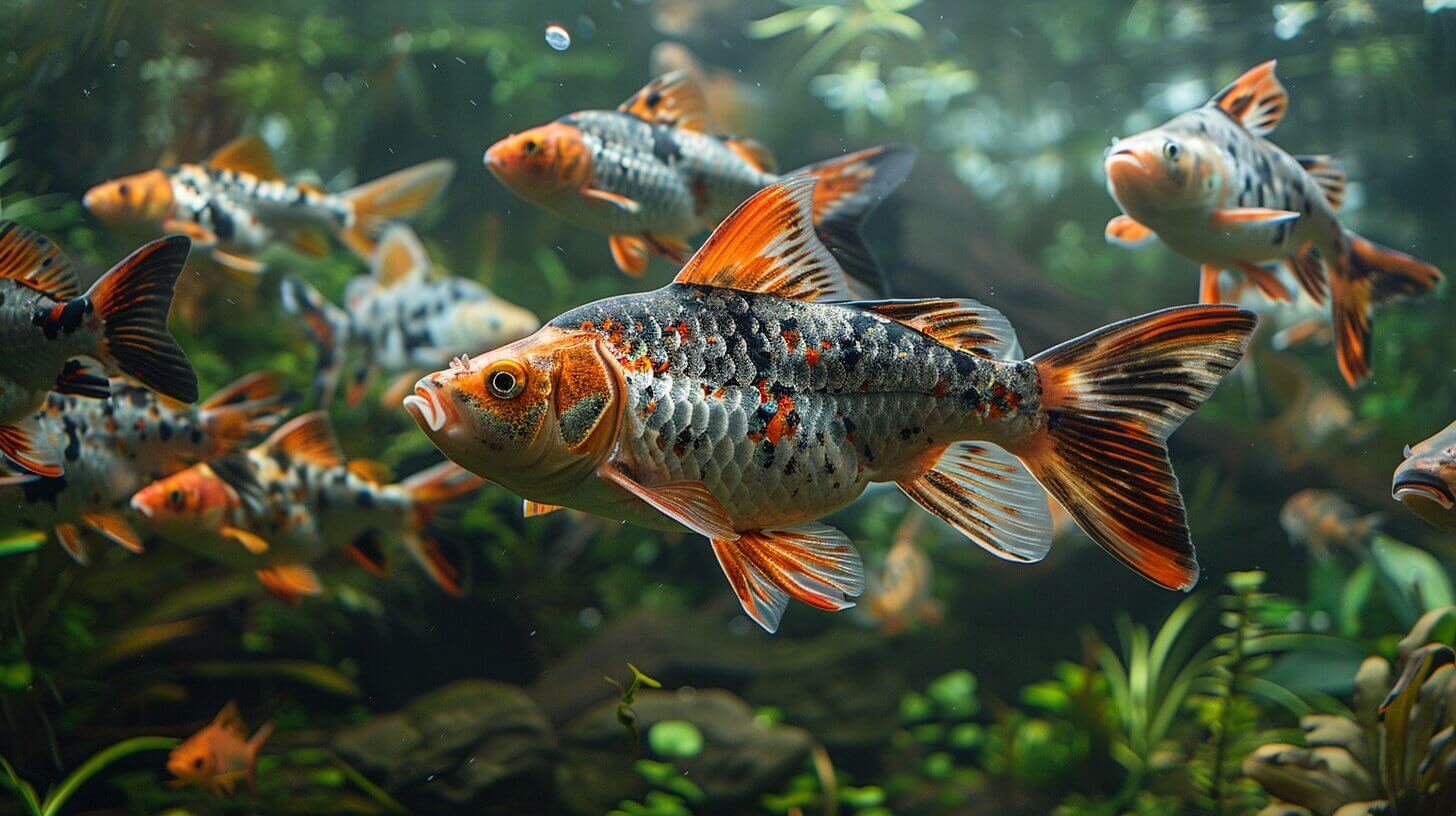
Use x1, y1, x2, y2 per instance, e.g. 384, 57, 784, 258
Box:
348, 458, 392, 484
201, 371, 285, 410
0, 221, 79, 299
723, 136, 777, 174
371, 225, 429, 289
207, 456, 267, 516
206, 135, 283, 180
212, 701, 248, 739
618, 71, 708, 132
1207, 60, 1287, 137
672, 176, 853, 302
259, 411, 344, 468
856, 298, 1022, 360
1295, 155, 1346, 211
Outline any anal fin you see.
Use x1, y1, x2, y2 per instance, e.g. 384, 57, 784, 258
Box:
255, 564, 322, 605
55, 360, 111, 399
55, 524, 88, 565
609, 235, 649, 277
1286, 243, 1327, 305
895, 441, 1053, 563
346, 531, 389, 576
222, 526, 270, 555
710, 522, 865, 633
1236, 263, 1293, 303
81, 510, 144, 553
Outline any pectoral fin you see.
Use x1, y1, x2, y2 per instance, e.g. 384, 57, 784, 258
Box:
55, 524, 89, 565
222, 526, 270, 555
211, 249, 266, 276
524, 500, 564, 517
1105, 215, 1158, 249
581, 185, 641, 214
81, 510, 144, 553
163, 219, 218, 249
255, 564, 322, 605
609, 235, 650, 277
599, 465, 738, 541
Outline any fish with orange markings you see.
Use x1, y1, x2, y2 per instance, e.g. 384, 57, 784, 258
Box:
1103, 60, 1441, 387
405, 177, 1257, 632
0, 373, 290, 564
1392, 420, 1456, 534
865, 514, 942, 637
485, 71, 914, 284
0, 221, 197, 478
130, 411, 483, 602
84, 135, 454, 274
280, 225, 539, 407
1279, 489, 1382, 558
167, 702, 273, 797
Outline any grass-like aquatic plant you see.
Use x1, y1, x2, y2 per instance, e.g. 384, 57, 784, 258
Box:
0, 737, 179, 816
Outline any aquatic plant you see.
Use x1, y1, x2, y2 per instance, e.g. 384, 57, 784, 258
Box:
0, 737, 178, 816
606, 662, 664, 761
747, 0, 926, 82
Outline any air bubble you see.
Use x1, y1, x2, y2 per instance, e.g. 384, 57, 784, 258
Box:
544, 24, 571, 51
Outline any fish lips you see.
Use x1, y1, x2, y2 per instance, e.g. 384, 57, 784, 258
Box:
1392, 468, 1455, 511
403, 378, 452, 434
1104, 149, 1149, 186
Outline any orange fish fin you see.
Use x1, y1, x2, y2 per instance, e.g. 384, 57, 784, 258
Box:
643, 232, 692, 264
672, 176, 852, 302
709, 522, 865, 633
524, 500, 564, 517
600, 465, 739, 541
856, 298, 1020, 360
206, 135, 283, 180
0, 221, 79, 299
347, 458, 392, 484
375, 370, 419, 409
618, 71, 708, 132
1105, 215, 1158, 249
54, 359, 111, 399
260, 411, 344, 468
1237, 263, 1293, 302
400, 461, 485, 508
211, 701, 249, 739
202, 371, 285, 410
247, 720, 274, 791
371, 225, 429, 288
211, 249, 266, 276
581, 185, 641, 215
1199, 264, 1224, 304
255, 564, 321, 604
0, 417, 63, 478
791, 145, 915, 298
1286, 243, 1328, 305
162, 219, 217, 249
1210, 207, 1300, 227
346, 530, 389, 576
1330, 234, 1443, 388
609, 234, 650, 277
1208, 59, 1287, 137
723, 136, 777, 173
55, 524, 88, 565
339, 159, 456, 261
1295, 155, 1346, 211
81, 510, 144, 553
222, 525, 270, 555
85, 234, 198, 404
895, 442, 1052, 562
288, 227, 331, 258
1271, 316, 1329, 351
404, 534, 466, 596
1019, 304, 1256, 590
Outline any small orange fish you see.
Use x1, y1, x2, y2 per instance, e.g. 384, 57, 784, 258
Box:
1393, 420, 1456, 534
167, 702, 273, 797
1104, 60, 1441, 387
866, 514, 941, 637
1279, 489, 1381, 558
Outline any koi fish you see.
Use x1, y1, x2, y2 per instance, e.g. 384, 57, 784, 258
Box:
865, 514, 941, 637
1103, 60, 1442, 387
1392, 420, 1456, 533
0, 221, 196, 477
167, 701, 273, 797
83, 135, 455, 273
0, 372, 290, 564
130, 411, 484, 602
405, 177, 1257, 632
485, 72, 914, 284
279, 225, 539, 407
1279, 489, 1381, 558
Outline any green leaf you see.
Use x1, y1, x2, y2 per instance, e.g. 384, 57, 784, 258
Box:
647, 721, 704, 759
1371, 535, 1455, 621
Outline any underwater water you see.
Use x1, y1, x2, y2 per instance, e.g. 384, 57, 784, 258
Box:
1, 0, 1455, 814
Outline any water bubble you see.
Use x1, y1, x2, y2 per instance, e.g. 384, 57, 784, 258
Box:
544, 24, 571, 51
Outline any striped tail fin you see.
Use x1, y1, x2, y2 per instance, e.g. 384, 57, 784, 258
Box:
1329, 233, 1442, 388
791, 145, 916, 298
338, 159, 455, 260
401, 461, 486, 595
86, 235, 198, 404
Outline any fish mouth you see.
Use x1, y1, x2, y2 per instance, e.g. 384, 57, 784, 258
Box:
1392, 470, 1455, 510
1105, 149, 1146, 173
129, 494, 157, 520
403, 379, 450, 433
482, 143, 506, 175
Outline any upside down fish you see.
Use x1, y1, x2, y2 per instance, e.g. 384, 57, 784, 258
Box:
405, 176, 1257, 632
1392, 419, 1456, 534
0, 373, 290, 564
280, 225, 539, 406
0, 221, 197, 477
485, 71, 914, 284
130, 411, 484, 602
1103, 60, 1441, 387
167, 702, 273, 797
84, 135, 454, 273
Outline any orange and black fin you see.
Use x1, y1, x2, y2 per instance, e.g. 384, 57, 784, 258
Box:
400, 461, 485, 594
279, 277, 350, 407
1208, 59, 1287, 137
618, 71, 708, 132
896, 442, 1053, 563
723, 136, 777, 173
643, 232, 692, 264
856, 298, 1021, 360
85, 235, 198, 404
1236, 264, 1293, 303
54, 359, 110, 399
1329, 234, 1443, 388
791, 144, 916, 298
348, 459, 392, 485
1015, 305, 1257, 590
339, 159, 455, 260
709, 522, 865, 633
199, 372, 292, 450
346, 530, 390, 576
601, 466, 738, 541
370, 225, 429, 288
54, 523, 88, 565
524, 500, 564, 517
1286, 242, 1327, 305
206, 135, 283, 180
608, 235, 650, 277
260, 411, 344, 468
1295, 155, 1346, 211
0, 416, 62, 478
81, 510, 144, 553
255, 564, 322, 605
0, 220, 79, 299
403, 535, 467, 596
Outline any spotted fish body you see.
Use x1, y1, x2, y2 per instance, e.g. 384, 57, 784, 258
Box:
408, 177, 1258, 632
0, 278, 103, 421
164, 162, 351, 256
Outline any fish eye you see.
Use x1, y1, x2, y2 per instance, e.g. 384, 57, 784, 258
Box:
486, 362, 526, 399
117, 183, 131, 198
1163, 141, 1181, 160
192, 756, 205, 769
168, 489, 185, 510
522, 139, 539, 155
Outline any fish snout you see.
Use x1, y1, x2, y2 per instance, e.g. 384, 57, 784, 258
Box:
403, 377, 452, 434
81, 188, 98, 211
483, 141, 508, 174
1392, 468, 1455, 510
129, 492, 156, 519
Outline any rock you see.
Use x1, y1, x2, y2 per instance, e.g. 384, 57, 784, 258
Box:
332, 679, 556, 814
556, 688, 812, 815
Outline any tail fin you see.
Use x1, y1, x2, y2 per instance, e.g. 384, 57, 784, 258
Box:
401, 461, 485, 595
1329, 234, 1443, 388
338, 159, 455, 260
199, 372, 293, 456
279, 277, 351, 406
246, 720, 274, 795
86, 235, 199, 403
791, 145, 916, 298
1016, 305, 1257, 590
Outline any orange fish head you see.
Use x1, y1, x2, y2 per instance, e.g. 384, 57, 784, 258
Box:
1104, 131, 1220, 220
483, 122, 592, 201
130, 464, 234, 536
82, 169, 174, 225
1393, 421, 1456, 532
405, 328, 623, 498
166, 732, 217, 784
